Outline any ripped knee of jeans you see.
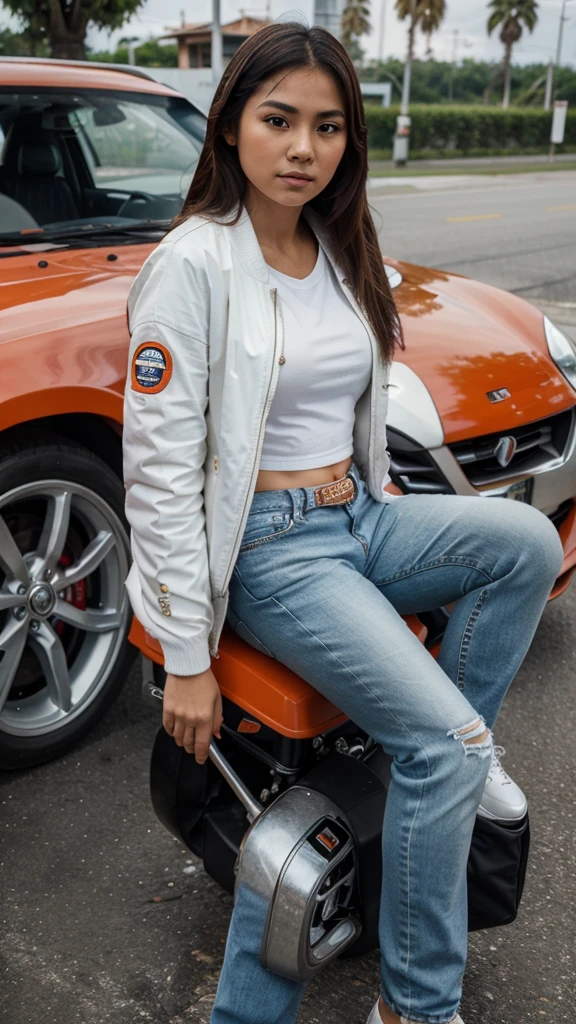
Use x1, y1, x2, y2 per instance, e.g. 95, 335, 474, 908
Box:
447, 715, 493, 756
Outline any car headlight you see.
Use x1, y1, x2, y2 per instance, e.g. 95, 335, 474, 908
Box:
544, 316, 576, 391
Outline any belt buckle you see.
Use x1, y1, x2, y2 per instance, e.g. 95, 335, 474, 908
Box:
315, 473, 356, 506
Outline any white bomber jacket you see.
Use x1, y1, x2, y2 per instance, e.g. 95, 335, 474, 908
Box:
123, 204, 393, 676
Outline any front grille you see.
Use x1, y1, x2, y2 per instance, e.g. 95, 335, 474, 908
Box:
387, 429, 454, 495
449, 409, 574, 487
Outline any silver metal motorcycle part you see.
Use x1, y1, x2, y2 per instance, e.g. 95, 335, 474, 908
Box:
143, 681, 263, 823
235, 785, 360, 981
209, 739, 263, 822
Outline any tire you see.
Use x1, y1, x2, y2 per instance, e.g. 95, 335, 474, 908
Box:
0, 436, 135, 770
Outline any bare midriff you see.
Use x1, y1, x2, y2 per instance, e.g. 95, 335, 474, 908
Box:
254, 454, 353, 492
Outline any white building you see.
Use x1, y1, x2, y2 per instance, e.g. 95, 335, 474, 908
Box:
314, 0, 346, 35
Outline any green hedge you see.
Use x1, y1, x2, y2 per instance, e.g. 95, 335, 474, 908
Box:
368, 146, 576, 162
364, 104, 576, 153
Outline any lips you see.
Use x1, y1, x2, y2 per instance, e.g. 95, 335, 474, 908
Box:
279, 173, 314, 182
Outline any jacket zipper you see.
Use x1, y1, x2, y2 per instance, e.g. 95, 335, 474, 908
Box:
220, 286, 284, 598
212, 279, 376, 656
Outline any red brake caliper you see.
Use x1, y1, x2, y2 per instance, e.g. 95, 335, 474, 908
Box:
55, 551, 87, 635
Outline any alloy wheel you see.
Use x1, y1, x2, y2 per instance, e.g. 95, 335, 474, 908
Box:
0, 479, 130, 736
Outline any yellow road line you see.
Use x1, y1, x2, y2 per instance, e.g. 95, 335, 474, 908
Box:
447, 213, 502, 223
548, 203, 576, 211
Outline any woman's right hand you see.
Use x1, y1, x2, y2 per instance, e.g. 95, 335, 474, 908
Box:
162, 668, 223, 765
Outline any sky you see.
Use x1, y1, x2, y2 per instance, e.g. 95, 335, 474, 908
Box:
2, 0, 576, 66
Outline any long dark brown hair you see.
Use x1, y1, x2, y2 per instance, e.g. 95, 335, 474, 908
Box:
173, 21, 403, 361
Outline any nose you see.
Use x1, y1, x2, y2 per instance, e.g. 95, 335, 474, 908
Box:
286, 126, 314, 163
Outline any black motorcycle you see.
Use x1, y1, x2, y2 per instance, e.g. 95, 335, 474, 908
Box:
145, 613, 530, 982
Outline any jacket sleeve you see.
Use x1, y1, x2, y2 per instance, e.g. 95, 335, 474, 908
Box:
122, 241, 214, 676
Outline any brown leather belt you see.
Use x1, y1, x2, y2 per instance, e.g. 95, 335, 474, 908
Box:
312, 472, 357, 506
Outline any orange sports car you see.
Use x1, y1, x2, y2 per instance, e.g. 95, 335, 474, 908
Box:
1, 59, 575, 769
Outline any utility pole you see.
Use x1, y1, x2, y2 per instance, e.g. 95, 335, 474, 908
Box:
449, 28, 458, 102
211, 0, 223, 87
393, 0, 416, 165
378, 0, 387, 63
122, 36, 140, 64
555, 0, 569, 67
400, 0, 416, 117
544, 59, 554, 110
548, 0, 575, 105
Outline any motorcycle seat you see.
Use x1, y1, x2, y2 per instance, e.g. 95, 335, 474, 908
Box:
131, 614, 428, 740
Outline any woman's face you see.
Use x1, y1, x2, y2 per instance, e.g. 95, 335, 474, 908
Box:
225, 66, 348, 209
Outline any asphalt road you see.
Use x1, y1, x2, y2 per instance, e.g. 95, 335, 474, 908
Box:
370, 170, 576, 336
2, 175, 576, 1024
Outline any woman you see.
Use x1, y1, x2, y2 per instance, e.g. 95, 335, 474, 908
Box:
122, 21, 563, 1024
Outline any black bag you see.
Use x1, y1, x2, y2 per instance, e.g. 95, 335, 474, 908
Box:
468, 811, 531, 930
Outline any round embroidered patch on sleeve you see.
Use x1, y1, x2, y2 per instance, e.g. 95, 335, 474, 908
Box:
131, 343, 173, 394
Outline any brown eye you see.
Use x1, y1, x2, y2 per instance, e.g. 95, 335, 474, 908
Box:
265, 116, 288, 129
318, 123, 341, 134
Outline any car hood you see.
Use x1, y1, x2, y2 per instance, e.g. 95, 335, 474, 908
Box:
0, 244, 153, 344
387, 258, 576, 443
1, 246, 574, 446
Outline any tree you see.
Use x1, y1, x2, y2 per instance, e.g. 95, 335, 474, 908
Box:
357, 55, 576, 106
88, 39, 178, 68
420, 1, 447, 59
0, 25, 49, 56
394, 0, 446, 63
1, 0, 146, 61
487, 0, 539, 109
341, 0, 371, 61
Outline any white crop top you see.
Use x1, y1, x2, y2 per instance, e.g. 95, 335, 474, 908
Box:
260, 243, 373, 471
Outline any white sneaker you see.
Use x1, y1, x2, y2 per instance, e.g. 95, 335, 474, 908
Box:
477, 744, 527, 823
365, 1000, 464, 1023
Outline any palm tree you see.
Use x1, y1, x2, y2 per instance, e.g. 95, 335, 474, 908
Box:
487, 0, 539, 109
341, 0, 372, 56
394, 0, 446, 63
420, 1, 447, 59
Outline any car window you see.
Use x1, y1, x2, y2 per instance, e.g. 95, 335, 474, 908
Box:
0, 86, 206, 243
72, 97, 202, 197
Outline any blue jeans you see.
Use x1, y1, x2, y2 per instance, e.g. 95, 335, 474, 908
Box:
210, 462, 563, 1024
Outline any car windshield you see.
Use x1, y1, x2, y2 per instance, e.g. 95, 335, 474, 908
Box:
0, 86, 206, 245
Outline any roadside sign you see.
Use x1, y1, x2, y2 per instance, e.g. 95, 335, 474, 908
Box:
551, 100, 568, 144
